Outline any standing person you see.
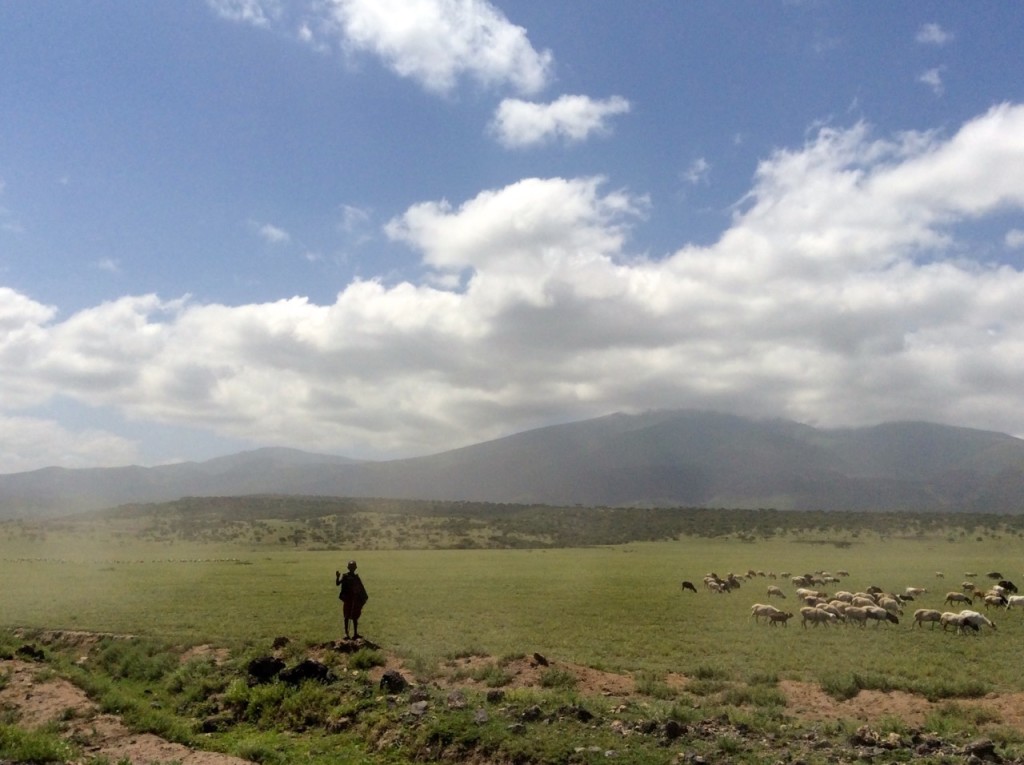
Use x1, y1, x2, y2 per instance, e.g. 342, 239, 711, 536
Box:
336, 560, 369, 640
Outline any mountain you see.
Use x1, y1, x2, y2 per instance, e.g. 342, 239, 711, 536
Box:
3, 411, 1024, 518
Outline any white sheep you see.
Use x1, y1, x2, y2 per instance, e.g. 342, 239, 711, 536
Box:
944, 591, 972, 607
800, 606, 837, 628
750, 603, 783, 623
958, 610, 996, 631
904, 586, 927, 598
1005, 595, 1024, 610
864, 605, 899, 625
913, 608, 943, 629
843, 606, 869, 627
766, 585, 786, 599
877, 596, 903, 616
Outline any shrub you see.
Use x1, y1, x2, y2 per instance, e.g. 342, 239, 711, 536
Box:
0, 723, 76, 764
539, 668, 577, 690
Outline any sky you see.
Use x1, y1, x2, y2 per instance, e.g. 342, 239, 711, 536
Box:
3, 1, 1024, 474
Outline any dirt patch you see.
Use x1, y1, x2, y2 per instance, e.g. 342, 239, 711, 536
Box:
781, 678, 1024, 730
0, 659, 253, 765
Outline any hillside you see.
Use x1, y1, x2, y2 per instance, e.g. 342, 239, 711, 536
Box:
3, 410, 1024, 517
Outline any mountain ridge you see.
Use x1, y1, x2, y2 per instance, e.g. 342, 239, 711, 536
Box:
3, 410, 1024, 517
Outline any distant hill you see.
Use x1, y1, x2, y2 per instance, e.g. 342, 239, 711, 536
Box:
3, 411, 1024, 518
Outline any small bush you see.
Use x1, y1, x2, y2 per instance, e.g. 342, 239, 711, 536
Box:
471, 662, 514, 688
348, 648, 385, 670
0, 722, 77, 764
539, 667, 577, 690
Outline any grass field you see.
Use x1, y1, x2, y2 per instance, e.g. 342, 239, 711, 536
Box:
3, 528, 1022, 695
5, 506, 1024, 765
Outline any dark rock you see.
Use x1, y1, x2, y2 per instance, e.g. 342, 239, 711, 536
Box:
558, 704, 594, 723
280, 659, 335, 685
408, 700, 429, 716
532, 652, 549, 666
507, 723, 526, 734
199, 713, 235, 733
663, 719, 685, 740
15, 644, 45, 661
486, 689, 506, 703
246, 656, 285, 684
964, 738, 1002, 763
379, 669, 409, 694
474, 708, 489, 724
638, 719, 658, 735
447, 689, 467, 709
521, 704, 543, 722
271, 636, 290, 649
409, 686, 431, 702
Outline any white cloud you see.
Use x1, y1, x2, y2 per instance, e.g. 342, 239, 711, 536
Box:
489, 95, 631, 148
6, 104, 1024, 470
95, 258, 121, 274
256, 222, 291, 244
339, 204, 371, 234
320, 0, 553, 95
0, 414, 139, 475
918, 67, 945, 96
206, 0, 280, 27
916, 22, 953, 46
682, 157, 711, 185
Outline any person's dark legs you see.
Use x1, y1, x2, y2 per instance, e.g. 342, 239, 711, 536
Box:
352, 619, 360, 639
344, 617, 351, 639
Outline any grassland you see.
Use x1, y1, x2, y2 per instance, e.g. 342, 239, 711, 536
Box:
3, 501, 1024, 763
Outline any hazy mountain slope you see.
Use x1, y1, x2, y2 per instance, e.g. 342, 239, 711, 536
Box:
3, 412, 1024, 517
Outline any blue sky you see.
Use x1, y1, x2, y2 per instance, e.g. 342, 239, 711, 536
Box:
3, 1, 1024, 473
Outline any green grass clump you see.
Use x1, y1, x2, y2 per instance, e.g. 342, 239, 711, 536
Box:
0, 722, 77, 764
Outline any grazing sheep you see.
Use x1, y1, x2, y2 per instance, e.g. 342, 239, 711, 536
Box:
987, 572, 1003, 580
835, 569, 850, 578
1005, 595, 1024, 610
682, 580, 697, 593
913, 608, 943, 629
940, 611, 965, 631
998, 579, 1018, 594
851, 596, 877, 609
935, 571, 945, 578
766, 585, 786, 599
959, 610, 997, 631
964, 572, 978, 578
843, 606, 869, 627
832, 591, 854, 603
962, 581, 976, 593
877, 597, 903, 617
800, 606, 837, 628
983, 594, 1007, 610
751, 603, 783, 623
766, 610, 794, 627
944, 592, 972, 607
904, 587, 927, 598
864, 606, 899, 625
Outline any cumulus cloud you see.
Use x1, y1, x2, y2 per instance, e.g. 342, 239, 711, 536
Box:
0, 414, 139, 475
919, 67, 945, 96
256, 222, 291, 244
206, 0, 280, 27
916, 22, 953, 46
319, 0, 552, 95
489, 95, 631, 148
5, 104, 1024, 470
682, 157, 711, 185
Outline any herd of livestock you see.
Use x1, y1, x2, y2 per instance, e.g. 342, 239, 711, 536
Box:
682, 569, 1019, 634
